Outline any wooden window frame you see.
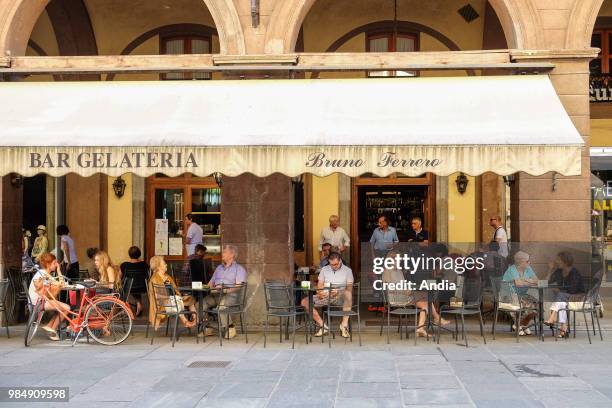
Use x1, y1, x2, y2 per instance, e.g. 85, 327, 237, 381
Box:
365, 31, 419, 77
160, 35, 212, 80
592, 29, 610, 74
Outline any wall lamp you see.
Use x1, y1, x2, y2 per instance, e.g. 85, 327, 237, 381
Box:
503, 174, 515, 187
455, 173, 469, 194
112, 176, 127, 198
213, 172, 223, 187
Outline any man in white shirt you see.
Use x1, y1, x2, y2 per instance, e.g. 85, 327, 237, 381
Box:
318, 215, 350, 255
184, 213, 203, 257
488, 215, 509, 258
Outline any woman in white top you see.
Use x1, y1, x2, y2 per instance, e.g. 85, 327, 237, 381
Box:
57, 225, 79, 281
29, 253, 71, 341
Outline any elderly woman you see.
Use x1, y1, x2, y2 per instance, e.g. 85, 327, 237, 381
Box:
382, 251, 449, 337
545, 251, 585, 338
502, 251, 538, 336
148, 256, 196, 330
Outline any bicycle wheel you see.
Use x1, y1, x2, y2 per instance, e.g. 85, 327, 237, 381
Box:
85, 299, 132, 345
24, 301, 44, 347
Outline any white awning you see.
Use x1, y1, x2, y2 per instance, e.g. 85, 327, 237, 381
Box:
0, 75, 583, 177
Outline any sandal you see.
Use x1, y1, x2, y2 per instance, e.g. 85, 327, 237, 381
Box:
416, 329, 428, 337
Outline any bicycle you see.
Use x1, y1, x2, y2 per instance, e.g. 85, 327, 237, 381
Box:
25, 279, 134, 347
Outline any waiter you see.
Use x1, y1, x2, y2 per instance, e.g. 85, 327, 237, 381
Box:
183, 213, 203, 257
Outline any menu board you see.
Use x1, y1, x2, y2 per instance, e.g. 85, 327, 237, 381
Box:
169, 237, 183, 256
154, 219, 169, 256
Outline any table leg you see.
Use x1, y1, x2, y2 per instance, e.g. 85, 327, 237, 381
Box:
308, 291, 315, 342
198, 291, 204, 340
539, 288, 544, 342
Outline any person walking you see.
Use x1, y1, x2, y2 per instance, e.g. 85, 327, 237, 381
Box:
56, 225, 79, 281
488, 215, 509, 258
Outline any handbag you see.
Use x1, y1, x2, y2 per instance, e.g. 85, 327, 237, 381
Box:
165, 295, 184, 313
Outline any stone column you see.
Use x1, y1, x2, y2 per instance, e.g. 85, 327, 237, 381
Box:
510, 55, 593, 243
338, 174, 351, 262
435, 176, 448, 243
131, 175, 145, 252
0, 175, 23, 278
221, 173, 293, 325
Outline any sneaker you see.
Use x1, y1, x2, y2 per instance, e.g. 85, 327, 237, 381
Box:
339, 324, 350, 338
227, 327, 237, 339
522, 327, 532, 335
204, 327, 215, 336
518, 329, 527, 336
314, 324, 329, 337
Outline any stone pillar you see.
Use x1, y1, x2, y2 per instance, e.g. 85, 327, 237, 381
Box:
0, 175, 23, 278
510, 56, 592, 243
131, 175, 145, 252
338, 174, 351, 262
435, 176, 448, 243
221, 173, 293, 325
479, 173, 505, 242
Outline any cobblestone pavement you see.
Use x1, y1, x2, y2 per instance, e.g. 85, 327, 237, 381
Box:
0, 323, 611, 408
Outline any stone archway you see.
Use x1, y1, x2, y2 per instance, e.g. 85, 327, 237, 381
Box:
264, 0, 548, 53
0, 0, 245, 56
566, 0, 604, 49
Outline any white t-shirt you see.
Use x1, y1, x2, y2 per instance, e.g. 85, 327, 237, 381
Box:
318, 263, 354, 287
494, 227, 509, 258
186, 222, 203, 256
61, 234, 78, 264
28, 269, 52, 305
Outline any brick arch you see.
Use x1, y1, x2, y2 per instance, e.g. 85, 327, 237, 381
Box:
264, 0, 545, 53
0, 0, 245, 56
566, 0, 604, 49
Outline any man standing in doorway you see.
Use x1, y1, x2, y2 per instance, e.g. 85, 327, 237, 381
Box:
369, 215, 399, 258
184, 213, 203, 257
489, 215, 509, 258
407, 216, 429, 243
318, 215, 350, 256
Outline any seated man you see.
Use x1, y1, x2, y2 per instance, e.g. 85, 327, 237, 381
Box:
188, 244, 214, 283
319, 242, 332, 268
203, 244, 247, 339
301, 252, 353, 338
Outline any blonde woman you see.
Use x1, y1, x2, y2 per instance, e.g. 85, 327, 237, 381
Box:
148, 256, 196, 330
94, 251, 121, 290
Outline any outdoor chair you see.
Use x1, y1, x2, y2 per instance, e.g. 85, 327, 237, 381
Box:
207, 282, 248, 346
0, 279, 10, 338
149, 283, 198, 347
323, 282, 362, 348
119, 277, 133, 304
437, 274, 486, 347
122, 263, 148, 299
22, 274, 33, 316
558, 278, 604, 344
263, 281, 307, 349
379, 286, 425, 345
491, 279, 539, 342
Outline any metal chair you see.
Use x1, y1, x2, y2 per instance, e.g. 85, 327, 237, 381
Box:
0, 279, 10, 337
437, 274, 486, 347
207, 282, 248, 346
120, 277, 133, 304
491, 279, 539, 342
263, 281, 307, 349
323, 282, 361, 348
149, 283, 198, 347
559, 279, 604, 344
379, 287, 425, 345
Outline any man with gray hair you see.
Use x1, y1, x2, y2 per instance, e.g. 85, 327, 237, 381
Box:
318, 215, 350, 254
203, 244, 247, 338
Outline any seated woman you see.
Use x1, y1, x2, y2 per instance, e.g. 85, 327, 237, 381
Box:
148, 256, 197, 330
382, 251, 449, 337
29, 252, 71, 341
502, 251, 538, 336
94, 251, 121, 292
120, 246, 149, 316
545, 251, 585, 338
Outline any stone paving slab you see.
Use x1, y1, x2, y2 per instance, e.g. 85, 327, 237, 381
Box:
0, 328, 611, 407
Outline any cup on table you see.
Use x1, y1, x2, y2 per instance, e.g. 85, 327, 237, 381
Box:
301, 281, 311, 289
192, 281, 203, 290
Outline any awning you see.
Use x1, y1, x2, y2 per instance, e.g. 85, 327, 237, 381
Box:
0, 75, 582, 178
591, 148, 612, 171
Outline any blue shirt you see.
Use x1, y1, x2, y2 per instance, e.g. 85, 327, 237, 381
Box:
210, 261, 247, 286
503, 265, 536, 295
369, 227, 399, 251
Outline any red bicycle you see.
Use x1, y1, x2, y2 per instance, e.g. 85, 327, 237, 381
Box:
25, 279, 134, 347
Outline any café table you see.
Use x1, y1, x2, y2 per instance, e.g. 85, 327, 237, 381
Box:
530, 281, 559, 341
292, 284, 319, 343
178, 285, 211, 339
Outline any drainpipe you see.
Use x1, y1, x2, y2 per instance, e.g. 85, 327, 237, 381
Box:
251, 0, 259, 28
